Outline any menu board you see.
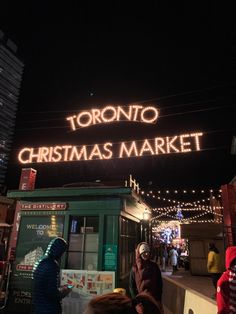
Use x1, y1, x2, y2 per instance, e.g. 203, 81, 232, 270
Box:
61, 269, 115, 295
61, 270, 115, 314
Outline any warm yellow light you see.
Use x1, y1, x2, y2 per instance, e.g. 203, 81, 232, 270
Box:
143, 209, 151, 220
139, 139, 155, 156
18, 131, 204, 164
66, 105, 159, 130
140, 106, 159, 123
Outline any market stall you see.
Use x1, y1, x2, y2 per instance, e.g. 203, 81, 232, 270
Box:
6, 183, 149, 314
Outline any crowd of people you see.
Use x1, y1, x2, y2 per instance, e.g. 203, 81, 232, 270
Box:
152, 242, 188, 273
31, 237, 236, 314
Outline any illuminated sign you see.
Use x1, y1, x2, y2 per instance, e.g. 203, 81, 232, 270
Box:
18, 132, 203, 164
66, 105, 159, 130
20, 203, 67, 210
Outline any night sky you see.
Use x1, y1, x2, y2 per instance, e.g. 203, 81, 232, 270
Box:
1, 3, 236, 194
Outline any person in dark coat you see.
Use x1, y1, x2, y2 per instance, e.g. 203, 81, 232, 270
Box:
32, 237, 72, 314
129, 242, 163, 313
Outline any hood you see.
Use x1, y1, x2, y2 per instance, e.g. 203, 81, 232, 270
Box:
136, 242, 150, 259
225, 246, 236, 269
45, 237, 67, 259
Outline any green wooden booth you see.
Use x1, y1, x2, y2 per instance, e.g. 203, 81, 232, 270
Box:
6, 185, 150, 313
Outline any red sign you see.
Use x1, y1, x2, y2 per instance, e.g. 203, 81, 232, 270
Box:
19, 168, 37, 190
16, 264, 33, 271
20, 203, 67, 210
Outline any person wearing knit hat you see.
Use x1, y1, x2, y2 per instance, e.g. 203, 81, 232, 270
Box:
129, 242, 164, 314
139, 243, 150, 255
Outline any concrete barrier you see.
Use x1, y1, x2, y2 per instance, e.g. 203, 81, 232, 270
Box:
183, 290, 217, 314
162, 276, 217, 314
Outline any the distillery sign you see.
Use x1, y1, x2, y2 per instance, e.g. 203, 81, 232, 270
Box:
18, 105, 204, 164
20, 202, 67, 210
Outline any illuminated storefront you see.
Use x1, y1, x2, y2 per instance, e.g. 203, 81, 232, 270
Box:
6, 183, 149, 313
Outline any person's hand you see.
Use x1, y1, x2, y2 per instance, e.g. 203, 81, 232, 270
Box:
135, 303, 144, 314
60, 285, 73, 298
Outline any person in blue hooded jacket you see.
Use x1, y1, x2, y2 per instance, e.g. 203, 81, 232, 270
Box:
32, 237, 72, 314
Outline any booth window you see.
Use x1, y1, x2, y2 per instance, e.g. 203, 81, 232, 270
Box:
67, 216, 99, 270
119, 217, 139, 279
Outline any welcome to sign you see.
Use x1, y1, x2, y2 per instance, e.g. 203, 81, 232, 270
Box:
18, 105, 203, 164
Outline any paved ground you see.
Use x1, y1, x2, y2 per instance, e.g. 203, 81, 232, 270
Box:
161, 266, 216, 301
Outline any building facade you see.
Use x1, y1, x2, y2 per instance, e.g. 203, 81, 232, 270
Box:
0, 30, 24, 190
6, 185, 149, 313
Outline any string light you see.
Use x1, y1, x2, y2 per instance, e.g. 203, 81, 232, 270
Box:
139, 186, 224, 226
144, 193, 222, 207
152, 216, 223, 228
141, 188, 223, 195
153, 205, 223, 213
152, 219, 222, 227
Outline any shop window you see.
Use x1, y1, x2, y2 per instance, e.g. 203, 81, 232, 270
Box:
119, 217, 139, 279
67, 216, 99, 271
